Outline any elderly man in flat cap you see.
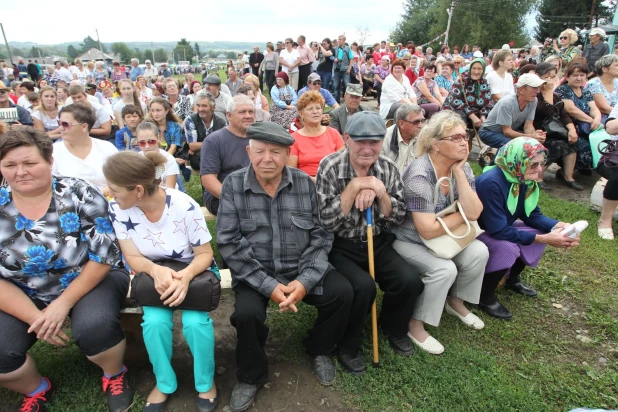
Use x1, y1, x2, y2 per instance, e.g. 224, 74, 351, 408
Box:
316, 111, 424, 374
203, 74, 233, 119
217, 122, 354, 412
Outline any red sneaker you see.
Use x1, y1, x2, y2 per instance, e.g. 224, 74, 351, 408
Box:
101, 369, 134, 412
19, 377, 55, 412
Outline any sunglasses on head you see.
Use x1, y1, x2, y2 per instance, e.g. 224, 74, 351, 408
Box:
137, 139, 158, 147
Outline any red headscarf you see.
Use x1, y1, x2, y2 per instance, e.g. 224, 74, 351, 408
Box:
275, 71, 289, 85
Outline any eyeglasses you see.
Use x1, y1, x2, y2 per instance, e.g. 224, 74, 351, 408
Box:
137, 139, 158, 147
441, 133, 469, 143
285, 41, 291, 44
403, 58, 410, 61
60, 121, 83, 129
310, 81, 322, 86
402, 118, 425, 126
454, 62, 462, 65
559, 36, 568, 40
528, 159, 547, 169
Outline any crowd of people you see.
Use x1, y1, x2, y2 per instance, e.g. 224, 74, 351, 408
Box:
0, 27, 614, 412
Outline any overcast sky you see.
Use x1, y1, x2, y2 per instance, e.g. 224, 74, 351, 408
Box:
1, 0, 408, 46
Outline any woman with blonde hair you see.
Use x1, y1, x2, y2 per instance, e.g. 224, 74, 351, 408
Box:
545, 55, 563, 89
86, 61, 95, 83
113, 78, 146, 128
552, 29, 581, 66
32, 86, 62, 139
73, 58, 89, 84
486, 50, 515, 103
243, 74, 269, 112
392, 110, 488, 354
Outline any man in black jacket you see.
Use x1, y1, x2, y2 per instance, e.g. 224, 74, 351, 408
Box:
184, 92, 227, 170
27, 61, 40, 83
249, 46, 265, 91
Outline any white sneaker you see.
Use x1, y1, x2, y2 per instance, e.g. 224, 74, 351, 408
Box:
407, 333, 445, 355
445, 302, 485, 330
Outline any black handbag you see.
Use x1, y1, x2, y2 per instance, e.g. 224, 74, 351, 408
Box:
130, 260, 221, 311
596, 139, 618, 180
542, 101, 569, 140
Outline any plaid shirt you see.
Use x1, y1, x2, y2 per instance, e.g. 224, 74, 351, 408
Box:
163, 121, 183, 148
316, 149, 406, 239
216, 165, 333, 297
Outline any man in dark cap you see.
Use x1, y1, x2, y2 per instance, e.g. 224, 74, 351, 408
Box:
203, 74, 232, 118
217, 122, 354, 411
316, 111, 424, 374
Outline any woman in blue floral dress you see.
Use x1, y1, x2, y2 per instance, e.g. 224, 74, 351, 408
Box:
0, 128, 134, 412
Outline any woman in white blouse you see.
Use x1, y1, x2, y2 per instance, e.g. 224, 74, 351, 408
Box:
379, 58, 418, 119
486, 50, 515, 103
52, 104, 118, 193
32, 87, 62, 140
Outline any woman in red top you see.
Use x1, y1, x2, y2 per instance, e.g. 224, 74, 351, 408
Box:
288, 91, 344, 179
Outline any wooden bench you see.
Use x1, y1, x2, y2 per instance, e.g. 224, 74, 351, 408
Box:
120, 206, 230, 365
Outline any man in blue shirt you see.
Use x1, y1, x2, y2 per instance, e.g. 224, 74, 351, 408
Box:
297, 73, 340, 108
129, 58, 144, 81
332, 35, 355, 102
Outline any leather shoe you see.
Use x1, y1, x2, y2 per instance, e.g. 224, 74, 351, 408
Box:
537, 181, 550, 191
230, 382, 259, 412
478, 301, 513, 319
195, 394, 217, 412
337, 352, 366, 375
385, 333, 415, 356
505, 281, 538, 297
313, 355, 336, 385
563, 179, 584, 191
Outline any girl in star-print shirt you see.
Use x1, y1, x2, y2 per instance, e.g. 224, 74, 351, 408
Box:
104, 150, 218, 408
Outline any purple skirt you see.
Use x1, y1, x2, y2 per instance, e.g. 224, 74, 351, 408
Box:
477, 222, 547, 275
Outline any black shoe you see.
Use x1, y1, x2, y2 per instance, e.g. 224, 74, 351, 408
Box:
102, 369, 134, 412
195, 394, 217, 412
19, 377, 55, 412
144, 398, 168, 412
505, 281, 538, 297
337, 352, 366, 375
385, 333, 415, 356
230, 382, 259, 412
537, 181, 550, 191
478, 301, 513, 319
313, 355, 336, 385
563, 179, 584, 191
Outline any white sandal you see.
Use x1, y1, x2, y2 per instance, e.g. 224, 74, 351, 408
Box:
407, 333, 445, 355
445, 302, 485, 330
597, 226, 614, 240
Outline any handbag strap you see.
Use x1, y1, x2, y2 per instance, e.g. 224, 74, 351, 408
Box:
433, 176, 455, 210
435, 201, 472, 239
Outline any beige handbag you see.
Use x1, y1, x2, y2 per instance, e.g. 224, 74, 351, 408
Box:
420, 177, 484, 259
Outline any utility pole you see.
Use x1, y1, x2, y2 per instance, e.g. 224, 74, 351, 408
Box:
1, 23, 14, 64
445, 0, 455, 46
95, 28, 103, 52
151, 41, 155, 63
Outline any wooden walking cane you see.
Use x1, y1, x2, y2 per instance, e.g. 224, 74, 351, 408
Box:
365, 207, 380, 367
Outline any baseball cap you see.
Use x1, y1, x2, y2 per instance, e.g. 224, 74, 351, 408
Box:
145, 59, 151, 64
473, 51, 484, 58
589, 28, 607, 37
345, 111, 387, 140
307, 72, 321, 82
345, 84, 363, 97
517, 73, 546, 88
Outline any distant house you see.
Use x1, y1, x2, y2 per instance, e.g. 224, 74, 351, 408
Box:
217, 54, 227, 59
77, 48, 121, 64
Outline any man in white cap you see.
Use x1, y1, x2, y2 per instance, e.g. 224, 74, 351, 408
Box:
297, 72, 339, 108
479, 73, 547, 148
144, 60, 157, 79
583, 28, 609, 75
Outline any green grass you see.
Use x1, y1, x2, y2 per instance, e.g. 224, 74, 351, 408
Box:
2, 170, 617, 411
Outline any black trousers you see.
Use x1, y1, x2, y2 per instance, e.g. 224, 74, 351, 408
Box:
375, 83, 383, 104
298, 63, 312, 90
231, 270, 353, 385
328, 233, 424, 355
265, 70, 276, 94
0, 268, 129, 373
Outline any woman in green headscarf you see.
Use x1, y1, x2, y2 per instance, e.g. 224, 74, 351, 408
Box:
474, 137, 580, 319
443, 58, 493, 131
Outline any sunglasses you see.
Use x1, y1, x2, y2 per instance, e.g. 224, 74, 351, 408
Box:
0, 90, 7, 94
137, 139, 158, 147
402, 118, 425, 126
528, 159, 547, 169
60, 121, 83, 129
441, 133, 469, 143
310, 81, 322, 86
454, 62, 462, 65
285, 41, 292, 44
559, 36, 568, 40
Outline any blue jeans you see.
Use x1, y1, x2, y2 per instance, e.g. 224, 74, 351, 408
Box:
316, 71, 332, 92
479, 128, 512, 149
332, 71, 350, 103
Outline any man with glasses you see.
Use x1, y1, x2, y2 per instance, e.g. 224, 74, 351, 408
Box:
479, 73, 547, 149
329, 84, 367, 135
381, 104, 425, 174
583, 28, 609, 75
0, 83, 33, 127
297, 73, 339, 108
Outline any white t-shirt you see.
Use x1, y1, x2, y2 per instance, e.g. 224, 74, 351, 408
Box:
110, 188, 212, 264
279, 49, 301, 73
112, 99, 148, 116
52, 138, 118, 190
32, 107, 61, 132
486, 71, 515, 98
57, 67, 73, 83
139, 149, 180, 189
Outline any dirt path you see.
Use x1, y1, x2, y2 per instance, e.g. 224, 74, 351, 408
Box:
130, 292, 352, 412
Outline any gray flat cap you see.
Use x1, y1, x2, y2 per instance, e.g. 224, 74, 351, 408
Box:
345, 111, 387, 140
247, 122, 295, 146
203, 75, 221, 85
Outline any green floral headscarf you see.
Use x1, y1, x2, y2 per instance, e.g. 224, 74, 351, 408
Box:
484, 137, 547, 216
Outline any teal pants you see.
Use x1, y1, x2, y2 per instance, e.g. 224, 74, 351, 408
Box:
142, 306, 215, 394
